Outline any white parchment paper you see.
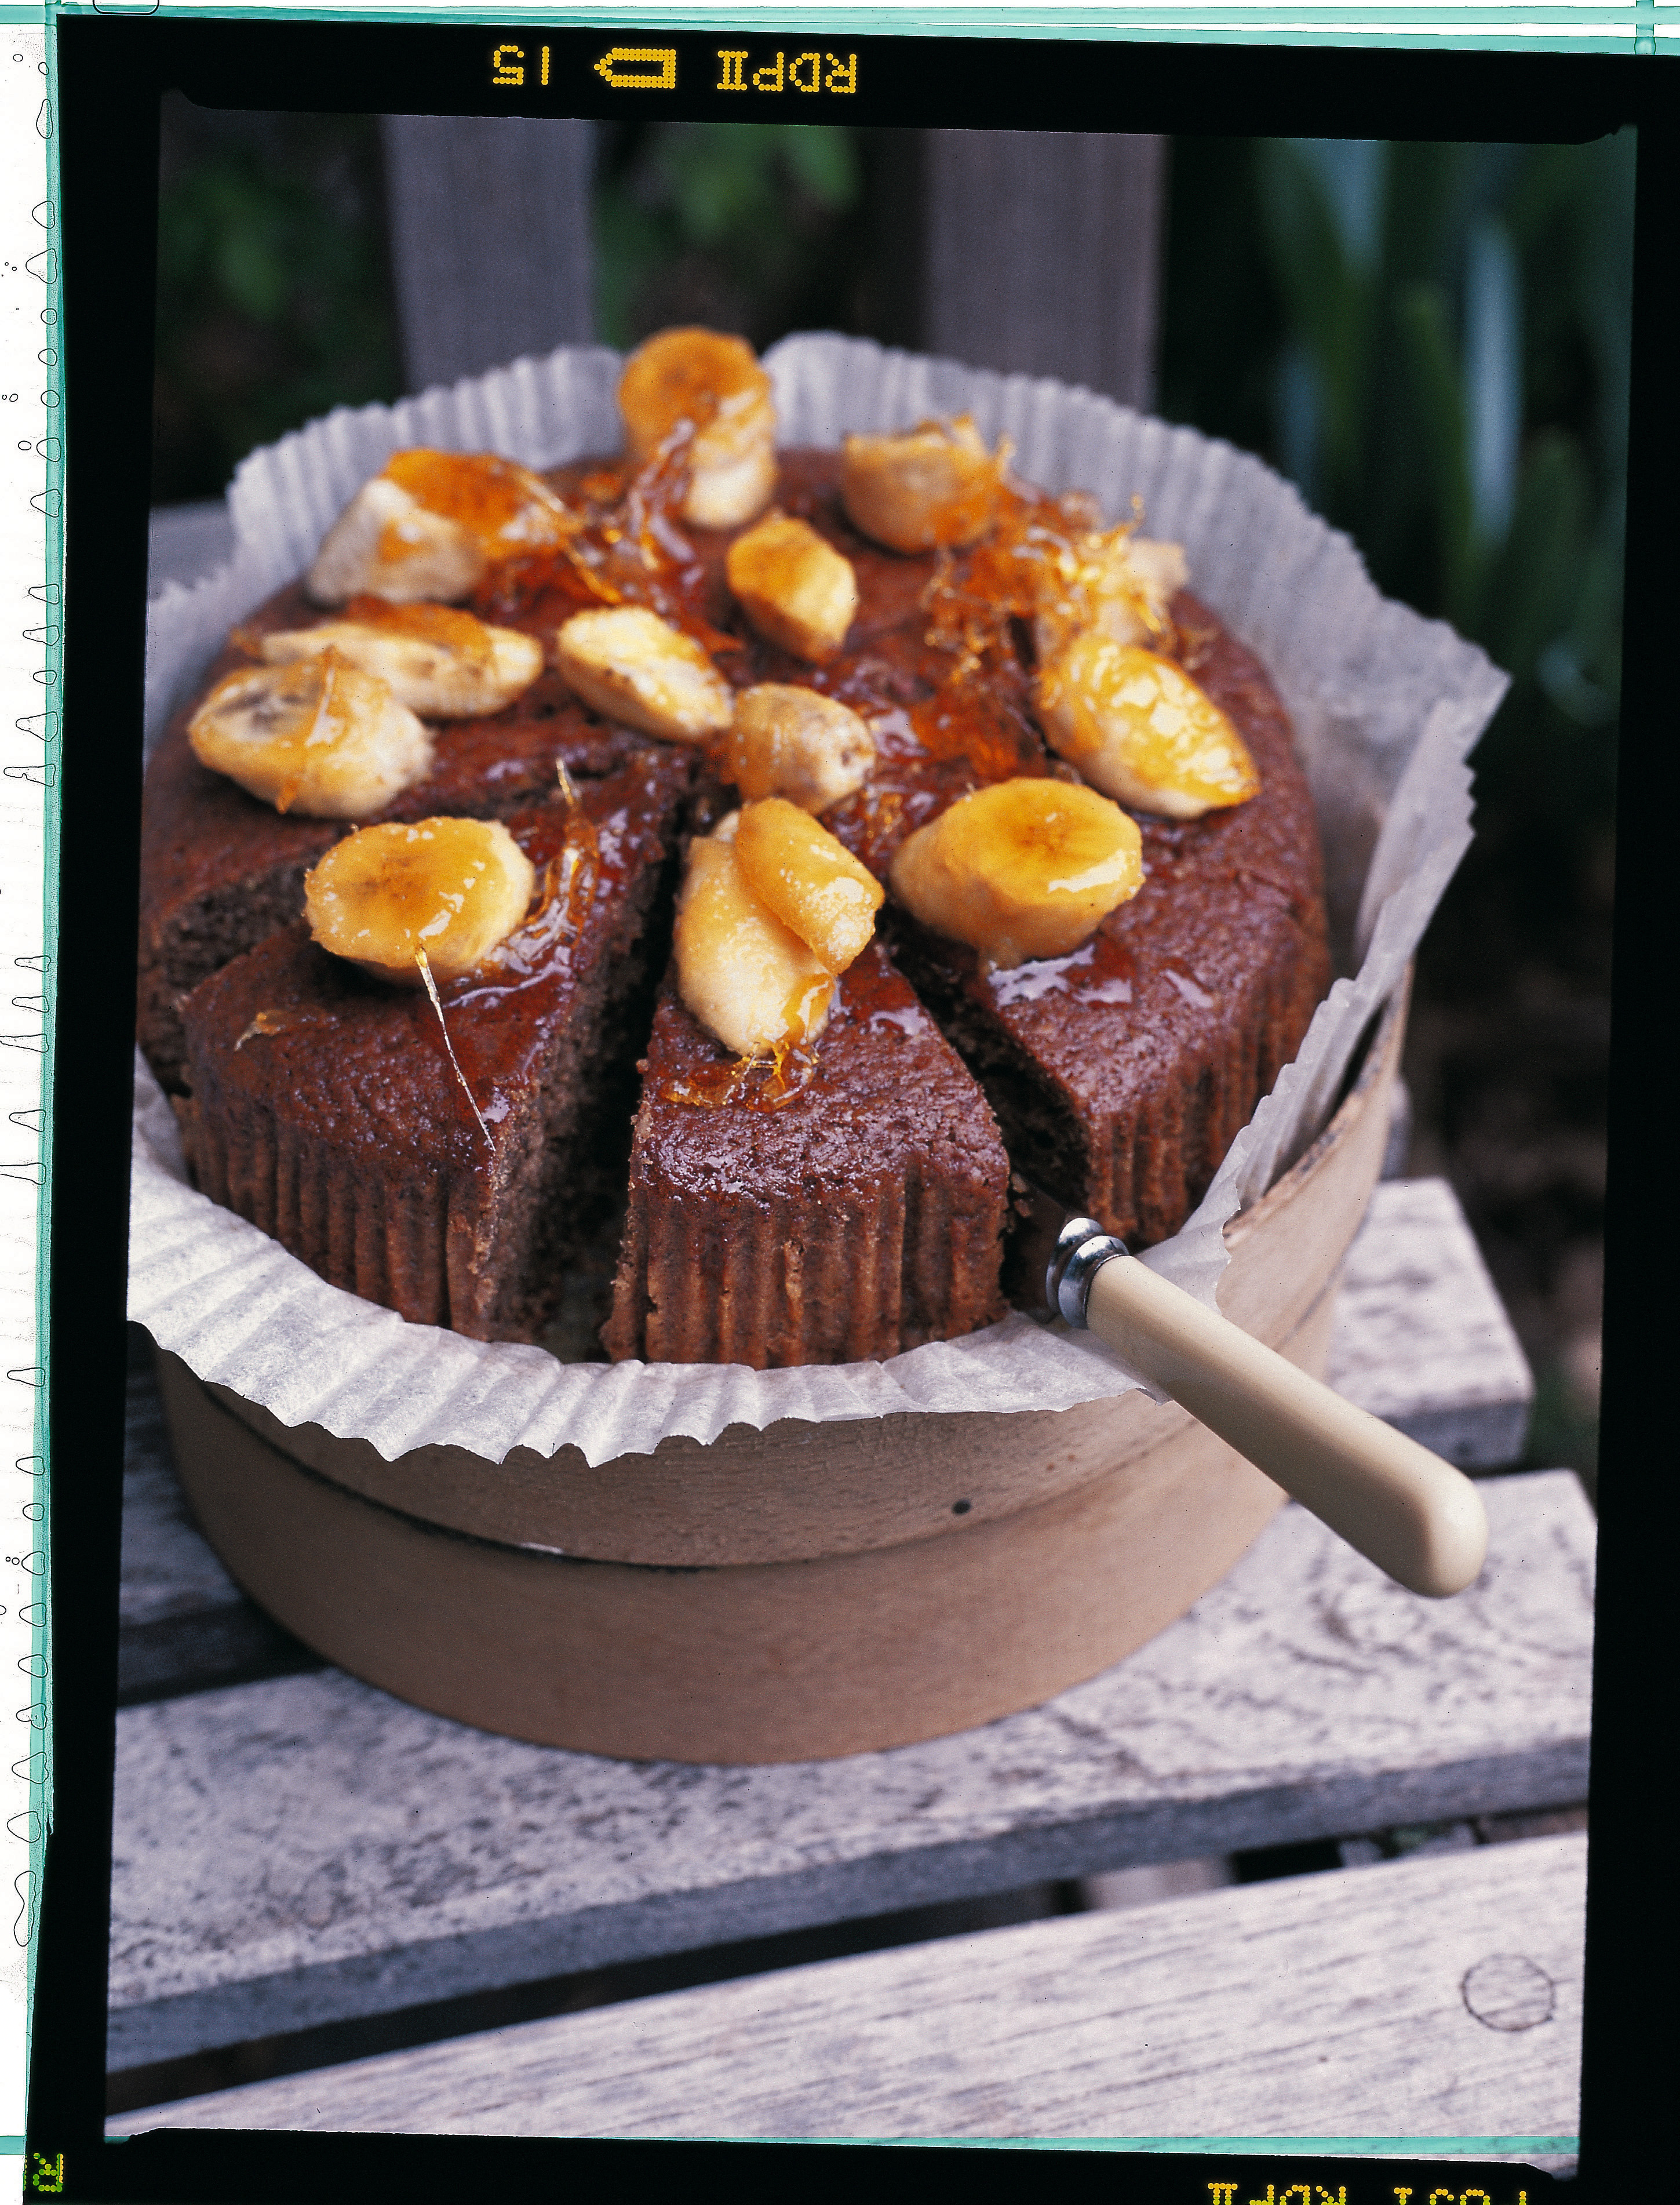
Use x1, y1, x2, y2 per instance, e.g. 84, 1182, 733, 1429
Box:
129, 334, 1507, 1465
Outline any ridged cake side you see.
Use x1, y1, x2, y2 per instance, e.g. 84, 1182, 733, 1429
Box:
603, 943, 1010, 1368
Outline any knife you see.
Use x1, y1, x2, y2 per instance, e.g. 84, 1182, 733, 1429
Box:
1047, 1217, 1490, 1598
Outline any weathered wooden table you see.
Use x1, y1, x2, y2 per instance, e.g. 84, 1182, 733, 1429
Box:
107, 1176, 1588, 2172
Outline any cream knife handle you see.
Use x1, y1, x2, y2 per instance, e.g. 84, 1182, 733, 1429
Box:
1085, 1254, 1489, 1597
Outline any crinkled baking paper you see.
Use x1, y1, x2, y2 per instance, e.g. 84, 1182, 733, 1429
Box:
129, 335, 1507, 1465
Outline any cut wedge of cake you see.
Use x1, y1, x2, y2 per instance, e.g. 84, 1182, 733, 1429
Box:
603, 940, 1011, 1367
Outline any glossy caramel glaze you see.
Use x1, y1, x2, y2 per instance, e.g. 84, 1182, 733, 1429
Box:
603, 939, 1010, 1367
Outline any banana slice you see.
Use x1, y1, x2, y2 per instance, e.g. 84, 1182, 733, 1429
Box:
890, 778, 1143, 970
734, 798, 883, 976
1034, 532, 1191, 658
307, 449, 575, 606
619, 328, 777, 530
188, 651, 435, 818
722, 685, 876, 813
725, 511, 858, 663
1036, 637, 1259, 820
259, 601, 544, 718
555, 605, 734, 743
840, 416, 1008, 554
675, 821, 834, 1058
304, 817, 536, 987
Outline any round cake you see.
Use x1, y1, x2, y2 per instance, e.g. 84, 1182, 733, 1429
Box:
139, 332, 1332, 1365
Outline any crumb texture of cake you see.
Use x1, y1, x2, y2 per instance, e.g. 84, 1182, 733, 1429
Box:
176, 753, 693, 1343
603, 941, 1010, 1368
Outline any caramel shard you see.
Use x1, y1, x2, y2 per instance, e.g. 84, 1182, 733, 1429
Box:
1034, 532, 1191, 658
675, 822, 834, 1057
304, 817, 536, 987
555, 605, 734, 743
840, 415, 1007, 554
260, 601, 544, 718
733, 798, 884, 976
890, 778, 1143, 971
619, 328, 778, 530
726, 511, 858, 663
1036, 638, 1260, 820
722, 684, 876, 813
188, 652, 434, 818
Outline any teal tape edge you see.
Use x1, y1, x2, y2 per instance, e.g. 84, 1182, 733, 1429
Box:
38, 1, 1678, 57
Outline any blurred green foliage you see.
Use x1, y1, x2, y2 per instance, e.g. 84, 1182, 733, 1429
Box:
1162, 133, 1631, 977
152, 104, 401, 502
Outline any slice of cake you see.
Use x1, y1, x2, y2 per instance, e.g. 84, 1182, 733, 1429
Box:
175, 749, 693, 1342
602, 940, 1010, 1367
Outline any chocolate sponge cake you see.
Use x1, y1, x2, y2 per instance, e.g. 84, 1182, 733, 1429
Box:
174, 754, 691, 1342
603, 941, 1010, 1367
144, 373, 1332, 1368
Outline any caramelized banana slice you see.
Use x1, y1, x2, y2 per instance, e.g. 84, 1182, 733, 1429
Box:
676, 822, 834, 1057
725, 511, 858, 663
555, 605, 734, 743
619, 328, 777, 530
307, 449, 575, 606
840, 416, 1007, 554
722, 685, 876, 813
734, 798, 884, 976
1036, 637, 1259, 820
260, 601, 543, 718
304, 817, 536, 987
188, 652, 435, 818
890, 778, 1143, 971
1034, 532, 1191, 658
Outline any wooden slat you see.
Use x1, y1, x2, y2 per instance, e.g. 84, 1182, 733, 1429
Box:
107, 1470, 1592, 2072
147, 500, 236, 594
1326, 1177, 1534, 1468
912, 132, 1167, 409
378, 115, 596, 392
111, 1832, 1585, 2143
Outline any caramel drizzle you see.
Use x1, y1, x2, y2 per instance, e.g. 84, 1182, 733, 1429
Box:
469, 423, 737, 656
234, 1008, 297, 1050
415, 947, 495, 1151
662, 1036, 822, 1114
913, 485, 1175, 781
472, 763, 600, 984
